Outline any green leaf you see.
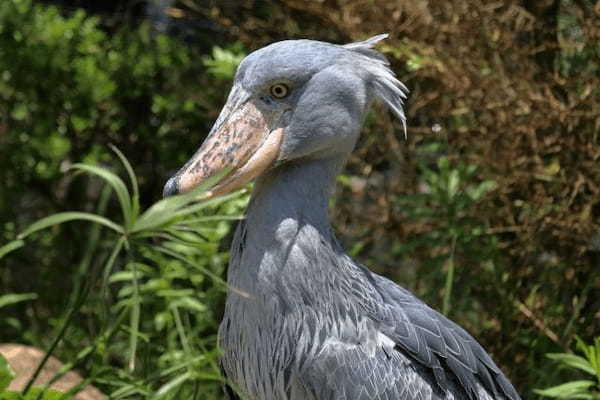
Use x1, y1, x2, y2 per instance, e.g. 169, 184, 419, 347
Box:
109, 145, 140, 221
0, 293, 38, 309
131, 189, 199, 233
127, 260, 141, 372
447, 169, 460, 199
172, 296, 207, 313
22, 387, 65, 400
535, 380, 597, 398
108, 271, 135, 283
70, 163, 132, 229
175, 214, 244, 225
101, 236, 126, 294
202, 45, 245, 80
132, 169, 233, 233
577, 337, 600, 377
0, 392, 20, 400
547, 353, 596, 376
17, 212, 123, 239
0, 354, 15, 392
437, 156, 450, 171
153, 371, 192, 399
0, 240, 24, 260
172, 191, 243, 220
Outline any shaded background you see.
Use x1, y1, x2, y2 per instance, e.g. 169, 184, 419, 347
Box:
1, 0, 599, 398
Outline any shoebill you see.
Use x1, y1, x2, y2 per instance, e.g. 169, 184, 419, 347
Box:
163, 34, 521, 400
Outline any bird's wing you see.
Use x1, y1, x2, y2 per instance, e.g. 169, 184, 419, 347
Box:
297, 264, 520, 400
365, 272, 521, 400
299, 333, 456, 400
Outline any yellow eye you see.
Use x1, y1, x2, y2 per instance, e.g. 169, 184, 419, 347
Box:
269, 83, 289, 99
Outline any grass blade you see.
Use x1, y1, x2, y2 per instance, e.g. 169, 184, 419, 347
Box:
547, 353, 596, 376
153, 371, 192, 399
18, 212, 123, 239
100, 237, 127, 320
67, 184, 113, 313
23, 277, 91, 396
442, 235, 457, 316
0, 239, 24, 260
0, 293, 38, 309
128, 261, 141, 372
174, 215, 244, 225
132, 168, 232, 234
171, 306, 190, 354
102, 237, 126, 291
0, 353, 15, 392
131, 190, 199, 233
534, 380, 596, 398
110, 145, 140, 221
172, 190, 244, 219
71, 163, 133, 229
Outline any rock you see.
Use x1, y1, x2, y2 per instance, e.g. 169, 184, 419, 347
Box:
0, 344, 106, 400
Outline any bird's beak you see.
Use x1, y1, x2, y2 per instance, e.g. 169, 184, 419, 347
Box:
163, 87, 284, 198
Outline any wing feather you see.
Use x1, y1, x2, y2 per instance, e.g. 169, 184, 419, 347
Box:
370, 273, 521, 400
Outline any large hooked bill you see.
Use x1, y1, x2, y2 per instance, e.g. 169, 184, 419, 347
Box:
163, 87, 284, 199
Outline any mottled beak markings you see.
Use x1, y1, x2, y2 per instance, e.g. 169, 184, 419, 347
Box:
163, 88, 283, 198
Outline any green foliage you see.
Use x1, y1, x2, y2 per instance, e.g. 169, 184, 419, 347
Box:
0, 355, 15, 393
0, 0, 224, 228
0, 149, 247, 398
536, 337, 600, 399
203, 44, 246, 80
394, 145, 498, 315
0, 294, 38, 310
0, 1, 251, 397
0, 388, 66, 400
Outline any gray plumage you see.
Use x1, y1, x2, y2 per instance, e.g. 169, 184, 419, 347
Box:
195, 35, 521, 400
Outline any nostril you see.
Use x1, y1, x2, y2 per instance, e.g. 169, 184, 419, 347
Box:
162, 177, 179, 198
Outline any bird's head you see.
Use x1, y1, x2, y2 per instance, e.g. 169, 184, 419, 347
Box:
163, 34, 407, 198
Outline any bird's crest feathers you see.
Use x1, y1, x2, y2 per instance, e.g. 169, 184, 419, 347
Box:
343, 34, 408, 137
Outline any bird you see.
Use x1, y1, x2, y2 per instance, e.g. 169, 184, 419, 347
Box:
163, 34, 521, 400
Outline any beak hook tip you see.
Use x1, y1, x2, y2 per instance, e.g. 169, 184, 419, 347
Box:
163, 176, 179, 198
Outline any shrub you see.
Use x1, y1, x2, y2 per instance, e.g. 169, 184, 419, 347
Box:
0, 149, 247, 398
536, 337, 600, 399
0, 1, 247, 397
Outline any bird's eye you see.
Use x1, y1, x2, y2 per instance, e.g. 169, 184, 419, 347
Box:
269, 83, 289, 99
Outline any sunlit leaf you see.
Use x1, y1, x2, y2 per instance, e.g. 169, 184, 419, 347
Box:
172, 296, 207, 313
128, 260, 141, 372
0, 240, 24, 260
0, 354, 15, 392
153, 371, 191, 398
70, 163, 132, 228
101, 236, 126, 298
0, 293, 38, 309
447, 169, 460, 199
172, 191, 243, 219
535, 380, 596, 398
132, 169, 233, 233
547, 353, 596, 376
18, 212, 123, 239
109, 144, 140, 221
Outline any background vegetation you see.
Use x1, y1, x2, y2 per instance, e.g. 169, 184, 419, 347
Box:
0, 0, 598, 398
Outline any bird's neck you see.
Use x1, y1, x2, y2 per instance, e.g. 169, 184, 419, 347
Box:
247, 156, 344, 236
228, 155, 348, 290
